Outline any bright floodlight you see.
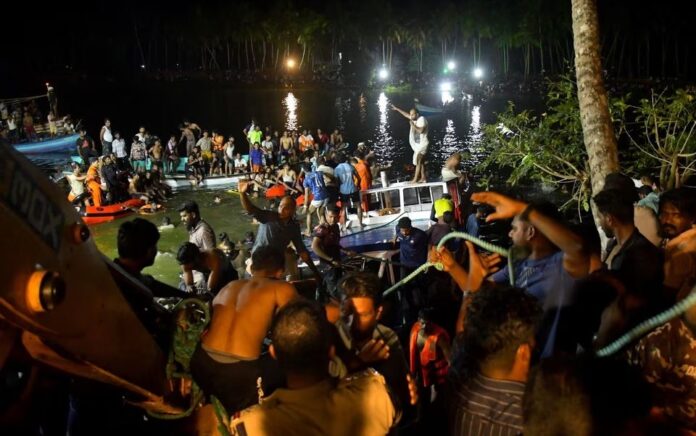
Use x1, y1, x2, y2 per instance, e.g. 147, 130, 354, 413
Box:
447, 61, 456, 70
286, 58, 296, 68
473, 67, 484, 79
440, 81, 452, 92
378, 68, 389, 80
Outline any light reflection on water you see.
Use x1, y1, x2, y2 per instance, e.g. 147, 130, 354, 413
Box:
441, 91, 455, 105
373, 92, 395, 167
283, 92, 298, 131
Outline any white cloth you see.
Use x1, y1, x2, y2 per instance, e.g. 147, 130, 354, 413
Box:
102, 126, 113, 142
409, 116, 429, 165
112, 139, 127, 158
225, 143, 235, 159
441, 167, 461, 182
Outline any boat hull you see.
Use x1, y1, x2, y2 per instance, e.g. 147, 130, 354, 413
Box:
15, 134, 79, 154
82, 198, 144, 226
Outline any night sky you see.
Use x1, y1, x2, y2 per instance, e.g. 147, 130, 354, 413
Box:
3, 0, 696, 95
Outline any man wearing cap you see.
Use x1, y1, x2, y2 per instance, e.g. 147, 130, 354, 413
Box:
179, 200, 216, 251
394, 217, 429, 324
427, 197, 457, 250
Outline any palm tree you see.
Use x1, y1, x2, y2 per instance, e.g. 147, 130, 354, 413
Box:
570, 0, 619, 229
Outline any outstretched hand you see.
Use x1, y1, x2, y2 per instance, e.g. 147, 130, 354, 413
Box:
471, 192, 527, 222
466, 241, 502, 292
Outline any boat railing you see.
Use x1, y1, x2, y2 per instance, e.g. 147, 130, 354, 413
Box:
360, 181, 448, 219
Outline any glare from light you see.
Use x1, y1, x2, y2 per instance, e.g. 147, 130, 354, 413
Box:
471, 105, 481, 138
473, 67, 484, 79
440, 82, 452, 92
441, 91, 454, 105
286, 58, 296, 69
283, 92, 298, 131
375, 92, 394, 165
140, 64, 146, 69
447, 61, 456, 70
378, 68, 389, 80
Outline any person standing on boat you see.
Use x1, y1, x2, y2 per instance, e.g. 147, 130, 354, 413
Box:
394, 217, 429, 325
166, 135, 180, 175
47, 111, 57, 137
179, 123, 196, 156
335, 152, 363, 231
100, 118, 113, 156
391, 105, 428, 183
76, 128, 98, 165
111, 132, 127, 170
224, 136, 236, 176
46, 83, 58, 117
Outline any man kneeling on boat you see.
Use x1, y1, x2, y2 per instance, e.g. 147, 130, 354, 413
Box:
190, 246, 298, 414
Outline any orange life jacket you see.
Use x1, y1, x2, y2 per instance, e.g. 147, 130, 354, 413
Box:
409, 321, 450, 387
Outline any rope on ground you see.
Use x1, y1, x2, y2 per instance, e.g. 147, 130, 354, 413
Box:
596, 284, 696, 357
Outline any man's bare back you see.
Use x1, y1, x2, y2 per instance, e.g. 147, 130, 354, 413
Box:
202, 277, 297, 359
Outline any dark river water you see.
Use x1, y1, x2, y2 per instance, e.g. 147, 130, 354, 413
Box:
42, 83, 540, 179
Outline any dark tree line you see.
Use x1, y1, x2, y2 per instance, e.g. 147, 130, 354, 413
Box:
3, 0, 696, 88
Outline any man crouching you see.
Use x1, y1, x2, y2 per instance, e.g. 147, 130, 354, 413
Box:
190, 245, 298, 414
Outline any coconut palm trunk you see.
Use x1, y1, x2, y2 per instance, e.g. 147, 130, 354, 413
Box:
571, 0, 619, 196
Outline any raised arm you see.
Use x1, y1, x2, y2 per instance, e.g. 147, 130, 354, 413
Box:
471, 192, 592, 279
390, 104, 411, 120
238, 180, 265, 216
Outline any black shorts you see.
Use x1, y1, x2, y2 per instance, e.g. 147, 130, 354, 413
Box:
190, 344, 282, 413
339, 191, 360, 204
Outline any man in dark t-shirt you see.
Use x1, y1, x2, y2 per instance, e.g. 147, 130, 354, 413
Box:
394, 217, 429, 325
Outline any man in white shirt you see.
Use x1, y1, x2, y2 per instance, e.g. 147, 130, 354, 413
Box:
392, 105, 429, 183
111, 131, 127, 170
100, 118, 113, 156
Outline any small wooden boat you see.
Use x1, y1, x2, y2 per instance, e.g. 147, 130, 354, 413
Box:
16, 134, 79, 154
81, 198, 145, 226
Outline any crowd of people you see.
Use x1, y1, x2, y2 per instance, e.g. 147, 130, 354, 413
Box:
0, 85, 75, 143
22, 103, 696, 435
94, 153, 696, 436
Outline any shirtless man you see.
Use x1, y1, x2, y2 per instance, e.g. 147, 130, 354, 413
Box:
331, 129, 344, 148
280, 131, 293, 161
190, 246, 297, 413
176, 242, 238, 296
149, 139, 164, 169
179, 123, 196, 156
392, 105, 429, 183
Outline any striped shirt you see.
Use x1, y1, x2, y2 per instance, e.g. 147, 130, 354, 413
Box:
450, 374, 525, 436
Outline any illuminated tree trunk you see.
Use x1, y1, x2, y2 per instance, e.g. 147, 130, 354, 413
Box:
571, 0, 619, 199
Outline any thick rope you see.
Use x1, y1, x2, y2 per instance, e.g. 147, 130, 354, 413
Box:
382, 262, 443, 297
436, 232, 515, 286
382, 231, 512, 296
596, 285, 696, 357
